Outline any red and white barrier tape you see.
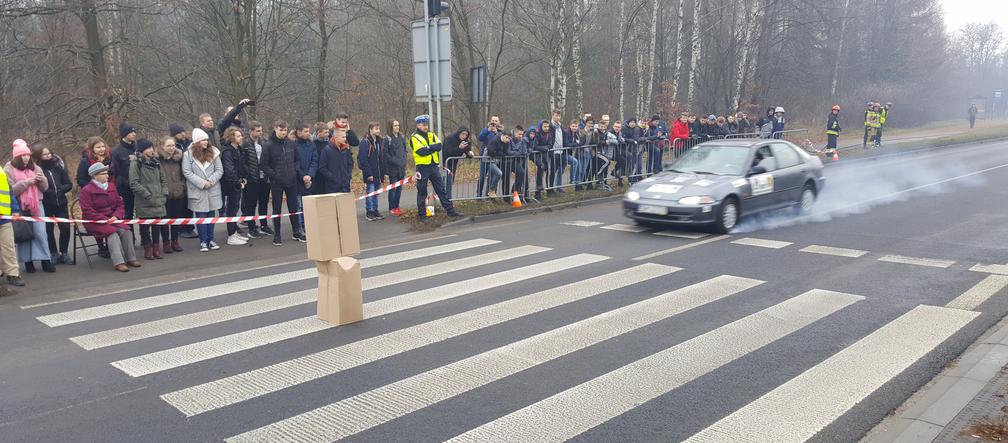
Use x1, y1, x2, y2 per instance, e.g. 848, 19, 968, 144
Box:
355, 174, 417, 201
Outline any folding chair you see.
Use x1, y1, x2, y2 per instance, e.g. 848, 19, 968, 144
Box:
70, 199, 101, 269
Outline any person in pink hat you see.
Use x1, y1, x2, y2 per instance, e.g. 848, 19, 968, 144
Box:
4, 139, 55, 273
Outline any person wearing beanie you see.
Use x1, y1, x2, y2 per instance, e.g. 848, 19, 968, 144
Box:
35, 143, 75, 265
79, 162, 141, 272
169, 124, 190, 151
111, 122, 138, 220
129, 138, 169, 260
5, 140, 55, 273
182, 128, 224, 252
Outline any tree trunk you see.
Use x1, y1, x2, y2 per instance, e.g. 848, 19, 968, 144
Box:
732, 0, 761, 112
573, 5, 585, 117
830, 0, 852, 98
617, 0, 626, 120
316, 0, 328, 121
686, 0, 702, 110
643, 0, 659, 116
670, 0, 686, 107
78, 0, 112, 135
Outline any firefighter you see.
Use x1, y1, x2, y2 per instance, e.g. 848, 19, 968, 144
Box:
862, 102, 873, 148
866, 103, 882, 149
878, 102, 892, 145
409, 115, 463, 220
826, 105, 841, 155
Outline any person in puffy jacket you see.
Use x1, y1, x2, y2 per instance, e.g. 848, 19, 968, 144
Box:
318, 129, 354, 194
441, 127, 472, 199
507, 126, 531, 196
76, 137, 110, 188
358, 122, 385, 221
382, 120, 409, 216
220, 127, 248, 245
260, 121, 305, 245
158, 137, 186, 253
129, 138, 169, 260
36, 144, 74, 265
7, 140, 54, 273
79, 163, 140, 272
241, 122, 272, 238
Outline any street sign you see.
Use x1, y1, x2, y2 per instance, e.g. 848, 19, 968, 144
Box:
411, 17, 452, 101
470, 66, 486, 104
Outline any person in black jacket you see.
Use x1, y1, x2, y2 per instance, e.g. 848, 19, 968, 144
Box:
221, 127, 248, 245
358, 122, 385, 221
259, 120, 306, 246
318, 130, 354, 194
241, 121, 272, 237
441, 127, 472, 199
382, 120, 409, 216
36, 145, 74, 265
486, 131, 512, 199
332, 113, 360, 147
312, 122, 330, 193
216, 98, 253, 145
110, 122, 137, 220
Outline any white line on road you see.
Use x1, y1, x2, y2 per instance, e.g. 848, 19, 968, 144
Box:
878, 254, 955, 269
162, 264, 680, 416
685, 305, 979, 443
110, 254, 608, 377
601, 223, 650, 233
731, 238, 794, 249
799, 244, 869, 258
946, 275, 1008, 311
69, 246, 550, 350
34, 239, 500, 327
654, 230, 710, 239
560, 220, 606, 227
633, 235, 731, 261
970, 263, 1008, 275
224, 275, 764, 442
449, 289, 863, 442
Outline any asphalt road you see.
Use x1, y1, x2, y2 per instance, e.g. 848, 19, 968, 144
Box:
2, 138, 1008, 442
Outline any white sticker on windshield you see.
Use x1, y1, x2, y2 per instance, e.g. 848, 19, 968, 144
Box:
694, 179, 714, 187
646, 184, 683, 194
670, 176, 690, 183
749, 174, 775, 196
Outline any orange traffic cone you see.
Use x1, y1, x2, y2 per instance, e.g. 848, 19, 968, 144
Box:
832, 149, 840, 161
512, 192, 523, 208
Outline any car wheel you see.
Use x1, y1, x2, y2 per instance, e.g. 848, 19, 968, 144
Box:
714, 197, 739, 233
795, 183, 816, 215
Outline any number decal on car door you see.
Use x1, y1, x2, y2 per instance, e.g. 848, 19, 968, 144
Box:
749, 174, 774, 196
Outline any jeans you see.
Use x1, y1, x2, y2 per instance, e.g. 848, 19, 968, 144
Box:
223, 187, 242, 236
647, 144, 662, 174
365, 181, 379, 212
271, 184, 300, 236
476, 159, 489, 197
485, 160, 503, 195
553, 153, 579, 187
242, 180, 270, 229
119, 189, 134, 221
445, 159, 458, 198
194, 211, 215, 244
387, 171, 405, 210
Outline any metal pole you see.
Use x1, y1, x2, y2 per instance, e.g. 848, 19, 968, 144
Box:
423, 7, 434, 126
433, 16, 443, 139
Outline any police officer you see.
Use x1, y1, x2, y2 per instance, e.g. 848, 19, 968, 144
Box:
409, 115, 463, 220
826, 105, 841, 154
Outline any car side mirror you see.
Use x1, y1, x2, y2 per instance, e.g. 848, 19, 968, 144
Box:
748, 165, 767, 176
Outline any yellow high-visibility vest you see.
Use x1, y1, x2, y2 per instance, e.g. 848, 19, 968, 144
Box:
409, 131, 441, 166
0, 170, 12, 216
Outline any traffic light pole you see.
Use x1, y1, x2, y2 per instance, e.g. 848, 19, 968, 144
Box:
422, 6, 435, 134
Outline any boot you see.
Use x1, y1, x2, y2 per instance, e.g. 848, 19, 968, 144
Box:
24, 262, 35, 274
162, 242, 173, 254
143, 244, 154, 260
171, 239, 183, 252
152, 243, 163, 259
41, 260, 56, 273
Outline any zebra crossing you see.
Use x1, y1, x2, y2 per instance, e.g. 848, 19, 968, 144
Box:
25, 236, 993, 442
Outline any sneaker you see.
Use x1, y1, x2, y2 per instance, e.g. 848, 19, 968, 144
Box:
181, 230, 200, 239
208, 241, 221, 250
245, 228, 261, 239
6, 275, 25, 287
272, 234, 282, 246
293, 231, 307, 243
260, 225, 275, 235
365, 212, 377, 221
227, 233, 248, 246
373, 211, 385, 220
199, 243, 209, 252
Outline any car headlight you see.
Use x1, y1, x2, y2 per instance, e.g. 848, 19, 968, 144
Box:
678, 196, 715, 205
626, 191, 641, 201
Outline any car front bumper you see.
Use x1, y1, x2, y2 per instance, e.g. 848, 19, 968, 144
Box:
622, 199, 720, 225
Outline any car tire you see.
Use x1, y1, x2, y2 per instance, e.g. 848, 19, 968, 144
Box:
795, 183, 817, 215
714, 197, 740, 234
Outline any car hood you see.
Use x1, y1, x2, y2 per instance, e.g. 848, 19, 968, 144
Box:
630, 173, 743, 200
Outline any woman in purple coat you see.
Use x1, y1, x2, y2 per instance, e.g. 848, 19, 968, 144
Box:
78, 163, 141, 272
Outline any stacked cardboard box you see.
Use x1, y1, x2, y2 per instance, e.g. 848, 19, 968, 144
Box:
302, 193, 363, 325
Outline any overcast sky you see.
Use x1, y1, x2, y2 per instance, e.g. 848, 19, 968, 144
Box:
940, 0, 1008, 33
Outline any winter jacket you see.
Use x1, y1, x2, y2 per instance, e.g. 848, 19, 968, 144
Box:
772, 116, 785, 136
128, 155, 168, 218
157, 144, 187, 200
727, 122, 739, 134
181, 148, 224, 213
672, 120, 690, 144
532, 123, 554, 154
738, 118, 754, 134
5, 163, 48, 215
241, 137, 267, 183
688, 121, 701, 138
357, 136, 384, 183
318, 144, 354, 194
442, 128, 473, 159
216, 101, 249, 145
826, 113, 842, 135
507, 138, 532, 157
220, 144, 247, 195
110, 140, 135, 192
39, 156, 72, 209
601, 130, 622, 159
79, 181, 129, 239
486, 133, 511, 157
382, 134, 409, 177
260, 132, 303, 188
563, 128, 582, 148
294, 138, 318, 193
477, 126, 499, 146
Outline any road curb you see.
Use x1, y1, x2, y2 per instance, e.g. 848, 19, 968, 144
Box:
861, 314, 1008, 443
442, 195, 624, 228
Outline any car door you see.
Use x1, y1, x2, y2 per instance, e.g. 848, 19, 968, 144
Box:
769, 142, 805, 204
745, 145, 778, 211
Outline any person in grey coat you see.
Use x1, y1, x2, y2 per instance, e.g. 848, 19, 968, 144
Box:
181, 128, 223, 252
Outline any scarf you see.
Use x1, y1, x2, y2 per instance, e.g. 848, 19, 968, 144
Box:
93, 179, 109, 191
10, 165, 41, 215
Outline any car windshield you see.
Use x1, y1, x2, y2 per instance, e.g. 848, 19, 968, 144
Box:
666, 145, 751, 176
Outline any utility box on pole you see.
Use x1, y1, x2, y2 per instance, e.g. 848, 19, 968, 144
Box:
412, 17, 452, 102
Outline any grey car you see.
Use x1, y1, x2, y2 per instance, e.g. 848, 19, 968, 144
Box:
622, 139, 825, 233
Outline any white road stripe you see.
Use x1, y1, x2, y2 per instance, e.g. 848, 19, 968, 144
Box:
224, 275, 764, 442
685, 305, 979, 443
878, 254, 955, 269
601, 223, 650, 233
450, 289, 864, 442
560, 220, 605, 227
633, 235, 731, 261
35, 238, 500, 327
731, 238, 793, 249
654, 230, 710, 239
69, 246, 550, 350
163, 264, 680, 416
799, 244, 868, 258
971, 263, 1008, 275
946, 275, 1008, 311
111, 254, 608, 377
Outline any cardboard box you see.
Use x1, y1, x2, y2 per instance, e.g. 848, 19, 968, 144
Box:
302, 193, 360, 260
316, 257, 363, 325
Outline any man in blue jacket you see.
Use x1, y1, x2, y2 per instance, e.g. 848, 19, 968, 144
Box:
293, 123, 318, 227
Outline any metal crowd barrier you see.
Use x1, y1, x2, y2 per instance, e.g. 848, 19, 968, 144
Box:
772, 129, 811, 145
